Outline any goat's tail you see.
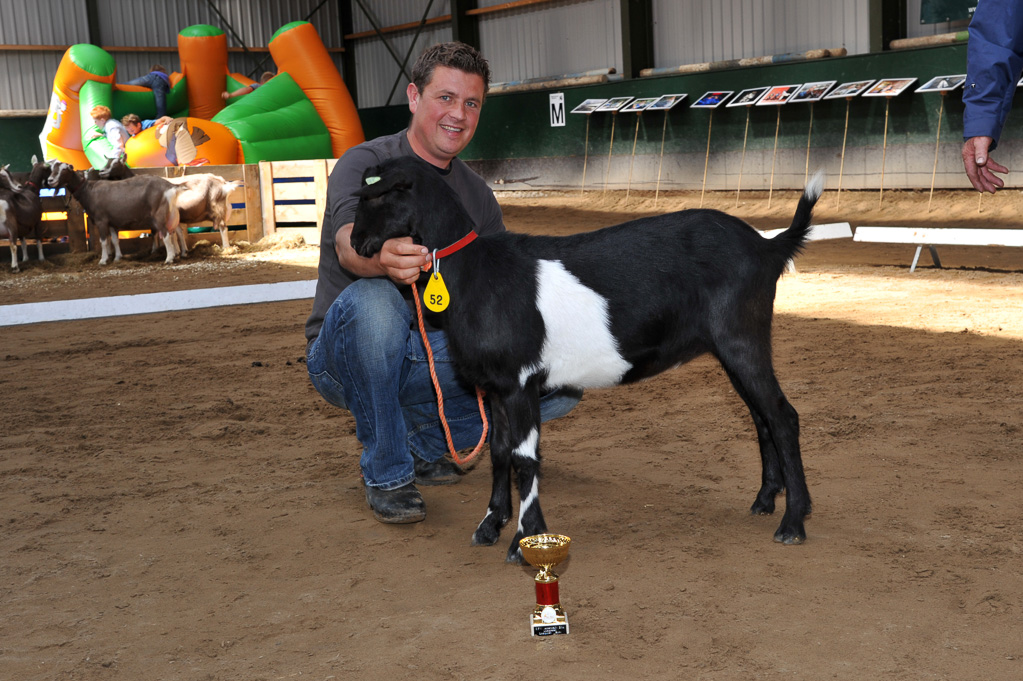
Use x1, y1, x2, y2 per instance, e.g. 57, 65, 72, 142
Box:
768, 169, 824, 267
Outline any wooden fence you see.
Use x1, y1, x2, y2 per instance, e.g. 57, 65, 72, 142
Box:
18, 159, 338, 256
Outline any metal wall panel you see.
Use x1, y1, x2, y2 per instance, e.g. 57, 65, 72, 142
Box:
0, 0, 344, 111
0, 0, 91, 45
652, 0, 871, 67
349, 0, 451, 34
353, 24, 454, 109
478, 0, 621, 84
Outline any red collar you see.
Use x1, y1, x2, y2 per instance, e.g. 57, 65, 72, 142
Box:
434, 230, 478, 260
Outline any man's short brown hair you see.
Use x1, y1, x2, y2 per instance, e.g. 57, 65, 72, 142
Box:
411, 42, 491, 99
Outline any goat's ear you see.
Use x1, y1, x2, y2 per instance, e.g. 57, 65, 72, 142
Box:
354, 167, 413, 200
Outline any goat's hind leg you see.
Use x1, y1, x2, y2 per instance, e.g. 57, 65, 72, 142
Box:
717, 343, 811, 544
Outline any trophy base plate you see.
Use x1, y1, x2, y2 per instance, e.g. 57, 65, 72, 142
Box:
530, 611, 569, 637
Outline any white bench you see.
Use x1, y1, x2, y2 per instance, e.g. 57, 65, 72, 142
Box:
762, 222, 854, 272
853, 226, 1023, 272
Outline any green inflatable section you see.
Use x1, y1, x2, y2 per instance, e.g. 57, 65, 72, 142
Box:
180, 23, 222, 38
213, 72, 332, 162
68, 43, 115, 78
78, 79, 115, 169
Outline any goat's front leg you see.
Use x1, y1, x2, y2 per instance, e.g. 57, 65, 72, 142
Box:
161, 231, 177, 264
8, 242, 19, 272
174, 227, 188, 258
476, 386, 547, 564
110, 231, 123, 262
471, 394, 515, 548
98, 230, 111, 266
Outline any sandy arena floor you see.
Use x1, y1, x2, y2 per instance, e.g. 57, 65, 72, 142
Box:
1, 188, 1021, 680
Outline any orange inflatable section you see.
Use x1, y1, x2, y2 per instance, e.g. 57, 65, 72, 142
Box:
178, 30, 228, 120
270, 22, 364, 158
41, 48, 116, 169
124, 117, 239, 167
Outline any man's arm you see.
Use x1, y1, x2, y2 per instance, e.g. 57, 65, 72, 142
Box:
333, 221, 430, 286
962, 0, 1023, 192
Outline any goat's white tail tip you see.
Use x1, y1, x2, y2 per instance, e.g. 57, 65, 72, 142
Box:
805, 169, 825, 203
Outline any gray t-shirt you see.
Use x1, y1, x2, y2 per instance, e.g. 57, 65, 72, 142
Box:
305, 130, 505, 345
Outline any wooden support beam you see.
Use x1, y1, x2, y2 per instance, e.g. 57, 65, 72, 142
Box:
450, 0, 480, 49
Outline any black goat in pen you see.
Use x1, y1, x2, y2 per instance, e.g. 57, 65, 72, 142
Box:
351, 156, 821, 563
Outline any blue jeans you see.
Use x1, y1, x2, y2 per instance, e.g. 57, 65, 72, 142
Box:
126, 72, 170, 118
307, 279, 581, 490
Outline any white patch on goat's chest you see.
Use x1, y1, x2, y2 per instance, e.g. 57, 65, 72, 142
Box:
533, 259, 631, 388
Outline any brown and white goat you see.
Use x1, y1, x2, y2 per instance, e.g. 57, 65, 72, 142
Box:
47, 161, 184, 265
162, 174, 242, 253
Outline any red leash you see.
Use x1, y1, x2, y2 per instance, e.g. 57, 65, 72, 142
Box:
410, 282, 488, 466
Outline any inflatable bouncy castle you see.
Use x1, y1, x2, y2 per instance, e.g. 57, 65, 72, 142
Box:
39, 22, 364, 169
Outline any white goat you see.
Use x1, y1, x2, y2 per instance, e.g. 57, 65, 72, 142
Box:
162, 174, 242, 255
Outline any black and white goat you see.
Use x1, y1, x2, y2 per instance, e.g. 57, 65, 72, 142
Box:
350, 156, 821, 563
47, 161, 183, 265
0, 163, 49, 272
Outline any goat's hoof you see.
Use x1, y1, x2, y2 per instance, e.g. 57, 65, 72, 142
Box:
471, 526, 500, 547
505, 545, 525, 564
773, 525, 806, 545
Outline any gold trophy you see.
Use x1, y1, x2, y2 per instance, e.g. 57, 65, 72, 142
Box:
519, 533, 571, 636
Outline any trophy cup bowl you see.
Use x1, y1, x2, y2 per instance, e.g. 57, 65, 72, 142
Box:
519, 534, 571, 636
519, 534, 571, 580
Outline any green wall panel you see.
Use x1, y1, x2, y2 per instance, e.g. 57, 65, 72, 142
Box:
359, 44, 979, 164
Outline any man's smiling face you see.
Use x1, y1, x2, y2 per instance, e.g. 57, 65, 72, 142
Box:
406, 65, 485, 168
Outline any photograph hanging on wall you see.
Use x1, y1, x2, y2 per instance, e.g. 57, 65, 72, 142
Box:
915, 74, 966, 93
621, 97, 661, 113
790, 80, 837, 103
595, 96, 634, 112
571, 98, 608, 114
691, 91, 733, 108
824, 79, 877, 99
757, 84, 802, 106
726, 87, 769, 107
862, 78, 918, 97
647, 93, 688, 110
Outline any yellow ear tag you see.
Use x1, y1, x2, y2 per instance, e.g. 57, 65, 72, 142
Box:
424, 271, 450, 312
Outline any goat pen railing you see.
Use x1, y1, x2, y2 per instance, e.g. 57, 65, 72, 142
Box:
23, 158, 339, 256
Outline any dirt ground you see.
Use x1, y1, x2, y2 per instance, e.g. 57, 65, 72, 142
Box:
1, 188, 1021, 680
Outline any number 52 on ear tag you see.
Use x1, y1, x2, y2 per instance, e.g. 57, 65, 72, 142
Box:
424, 272, 450, 312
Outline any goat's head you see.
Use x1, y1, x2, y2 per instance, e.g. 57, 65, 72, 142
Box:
349, 156, 475, 258
28, 161, 52, 187
97, 157, 134, 181
0, 165, 22, 193
46, 161, 79, 189
350, 160, 418, 258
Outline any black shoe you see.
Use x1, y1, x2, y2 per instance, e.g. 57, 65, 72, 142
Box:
414, 457, 464, 486
365, 482, 426, 524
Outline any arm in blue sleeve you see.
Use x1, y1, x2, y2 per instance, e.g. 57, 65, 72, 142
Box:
964, 0, 1023, 147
